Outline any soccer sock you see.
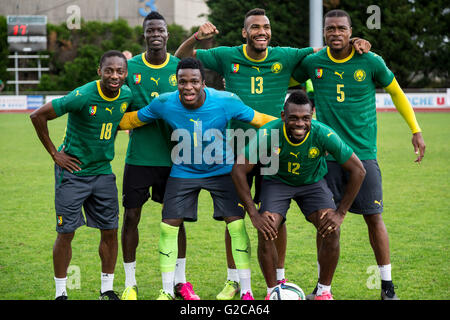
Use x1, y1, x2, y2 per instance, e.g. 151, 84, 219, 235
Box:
227, 219, 251, 270
227, 268, 239, 283
162, 271, 175, 297
267, 286, 276, 296
54, 276, 67, 298
174, 258, 187, 285
159, 222, 179, 295
316, 282, 331, 296
101, 273, 114, 293
123, 261, 136, 288
237, 268, 252, 296
378, 264, 392, 281
276, 268, 285, 282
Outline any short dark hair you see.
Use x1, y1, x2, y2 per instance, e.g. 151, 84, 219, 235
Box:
324, 9, 352, 27
176, 58, 205, 81
143, 11, 166, 28
284, 90, 312, 112
244, 8, 267, 26
99, 50, 127, 68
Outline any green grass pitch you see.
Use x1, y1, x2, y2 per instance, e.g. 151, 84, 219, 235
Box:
0, 111, 448, 300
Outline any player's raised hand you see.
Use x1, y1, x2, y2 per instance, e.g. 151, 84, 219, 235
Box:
196, 22, 219, 40
351, 37, 371, 54
412, 132, 426, 163
53, 146, 82, 173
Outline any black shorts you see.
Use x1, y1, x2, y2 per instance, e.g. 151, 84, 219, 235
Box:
259, 178, 336, 222
122, 164, 171, 208
162, 175, 245, 222
325, 159, 383, 215
54, 165, 119, 233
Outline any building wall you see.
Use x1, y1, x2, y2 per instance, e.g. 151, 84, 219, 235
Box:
0, 0, 209, 29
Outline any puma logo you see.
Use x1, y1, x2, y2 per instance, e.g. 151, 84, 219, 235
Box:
105, 107, 114, 114
252, 66, 260, 72
290, 152, 300, 159
236, 247, 249, 254
75, 90, 82, 96
374, 200, 382, 206
190, 118, 200, 126
334, 71, 344, 79
151, 77, 160, 86
159, 251, 172, 258
327, 131, 335, 137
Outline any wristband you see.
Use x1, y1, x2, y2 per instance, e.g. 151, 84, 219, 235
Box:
193, 32, 200, 41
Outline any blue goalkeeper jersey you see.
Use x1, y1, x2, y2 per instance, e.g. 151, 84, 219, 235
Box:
137, 87, 255, 178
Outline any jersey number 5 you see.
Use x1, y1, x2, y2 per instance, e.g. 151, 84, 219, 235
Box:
337, 84, 345, 102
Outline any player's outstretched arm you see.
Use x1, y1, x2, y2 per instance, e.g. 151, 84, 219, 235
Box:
231, 155, 278, 240
384, 78, 426, 163
118, 111, 146, 130
175, 22, 219, 59
30, 102, 82, 173
248, 111, 277, 128
318, 153, 366, 237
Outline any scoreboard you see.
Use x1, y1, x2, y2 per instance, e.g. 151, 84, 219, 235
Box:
7, 15, 47, 52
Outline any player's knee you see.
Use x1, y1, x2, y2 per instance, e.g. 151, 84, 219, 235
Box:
123, 208, 141, 227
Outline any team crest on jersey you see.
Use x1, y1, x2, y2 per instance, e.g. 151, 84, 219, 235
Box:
271, 62, 283, 73
272, 146, 281, 155
315, 68, 323, 79
89, 105, 97, 116
308, 147, 320, 158
169, 74, 177, 86
231, 63, 240, 73
354, 69, 366, 82
120, 102, 128, 113
133, 73, 142, 84
57, 215, 63, 226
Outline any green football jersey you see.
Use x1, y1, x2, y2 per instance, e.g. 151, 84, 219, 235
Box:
52, 80, 133, 176
124, 52, 179, 166
245, 119, 353, 186
196, 45, 314, 131
292, 47, 394, 160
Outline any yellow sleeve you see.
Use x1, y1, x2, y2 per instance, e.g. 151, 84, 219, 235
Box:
118, 111, 146, 130
384, 78, 421, 134
249, 111, 278, 128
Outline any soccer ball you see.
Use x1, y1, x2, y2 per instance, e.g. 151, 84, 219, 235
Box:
269, 282, 306, 300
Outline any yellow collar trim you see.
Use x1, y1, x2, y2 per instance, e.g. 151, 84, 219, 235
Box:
96, 80, 120, 102
142, 52, 170, 69
283, 123, 310, 147
242, 44, 268, 62
327, 46, 355, 63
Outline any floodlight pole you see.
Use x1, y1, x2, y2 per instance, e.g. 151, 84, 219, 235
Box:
115, 0, 119, 20
309, 0, 323, 48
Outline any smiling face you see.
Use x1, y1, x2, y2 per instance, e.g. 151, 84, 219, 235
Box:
324, 16, 352, 51
177, 68, 206, 109
242, 14, 271, 53
144, 19, 168, 51
281, 103, 313, 143
97, 55, 127, 95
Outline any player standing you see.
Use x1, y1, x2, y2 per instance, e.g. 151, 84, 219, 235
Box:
119, 57, 277, 300
175, 7, 371, 300
232, 91, 366, 300
292, 9, 426, 300
30, 51, 132, 300
120, 12, 197, 300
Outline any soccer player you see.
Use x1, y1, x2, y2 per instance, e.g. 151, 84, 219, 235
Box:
119, 57, 277, 300
174, 7, 371, 300
120, 11, 195, 301
30, 50, 132, 300
292, 9, 426, 300
231, 91, 366, 300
